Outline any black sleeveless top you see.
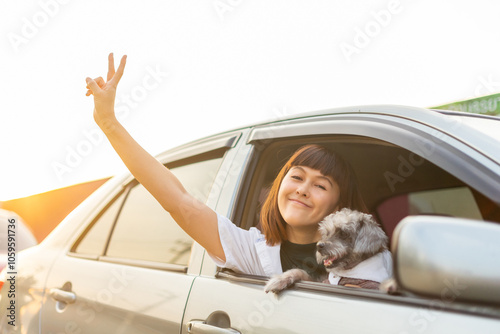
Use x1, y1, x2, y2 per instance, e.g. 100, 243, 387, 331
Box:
280, 240, 327, 280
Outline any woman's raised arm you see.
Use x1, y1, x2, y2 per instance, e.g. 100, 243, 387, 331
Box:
85, 53, 225, 261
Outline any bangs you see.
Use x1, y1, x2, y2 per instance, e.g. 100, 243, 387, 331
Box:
289, 145, 344, 180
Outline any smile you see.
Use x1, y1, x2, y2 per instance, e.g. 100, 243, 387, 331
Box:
289, 198, 311, 208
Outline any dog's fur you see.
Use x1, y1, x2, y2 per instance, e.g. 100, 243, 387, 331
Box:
265, 208, 389, 294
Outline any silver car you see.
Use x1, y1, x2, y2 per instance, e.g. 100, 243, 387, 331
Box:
1, 105, 500, 333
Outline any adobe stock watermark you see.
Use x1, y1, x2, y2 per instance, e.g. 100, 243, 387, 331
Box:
384, 116, 463, 193
177, 156, 245, 221
385, 74, 498, 191
253, 106, 294, 152
470, 74, 500, 114
474, 74, 500, 97
47, 267, 136, 334
7, 0, 71, 53
213, 0, 243, 21
398, 277, 467, 334
339, 0, 403, 63
51, 65, 168, 181
233, 293, 285, 331
438, 74, 500, 115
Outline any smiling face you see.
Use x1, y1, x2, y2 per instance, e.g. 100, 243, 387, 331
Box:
260, 144, 367, 246
277, 166, 340, 243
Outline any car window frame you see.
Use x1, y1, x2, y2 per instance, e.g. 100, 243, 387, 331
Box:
67, 131, 242, 273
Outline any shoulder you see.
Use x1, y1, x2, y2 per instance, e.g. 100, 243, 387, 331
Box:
215, 213, 280, 276
217, 213, 265, 241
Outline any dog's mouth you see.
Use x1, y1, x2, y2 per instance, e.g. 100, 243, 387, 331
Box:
323, 256, 337, 268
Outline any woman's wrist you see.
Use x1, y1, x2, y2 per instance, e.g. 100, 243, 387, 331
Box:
95, 112, 120, 134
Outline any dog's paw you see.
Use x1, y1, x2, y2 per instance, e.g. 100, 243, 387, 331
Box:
379, 278, 399, 295
264, 275, 295, 294
264, 269, 311, 294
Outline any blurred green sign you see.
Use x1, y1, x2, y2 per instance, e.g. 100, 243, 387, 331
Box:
432, 93, 500, 116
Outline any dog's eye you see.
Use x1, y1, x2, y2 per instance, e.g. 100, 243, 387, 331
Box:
337, 229, 349, 239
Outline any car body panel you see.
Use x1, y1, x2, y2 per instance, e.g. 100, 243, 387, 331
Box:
183, 275, 500, 334
40, 255, 195, 333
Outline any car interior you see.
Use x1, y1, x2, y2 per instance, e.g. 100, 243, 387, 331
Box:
235, 135, 500, 243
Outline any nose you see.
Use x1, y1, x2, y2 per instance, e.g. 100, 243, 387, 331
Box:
296, 184, 309, 197
317, 242, 326, 251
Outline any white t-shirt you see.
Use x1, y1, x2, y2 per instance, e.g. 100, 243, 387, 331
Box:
209, 213, 393, 283
208, 213, 283, 276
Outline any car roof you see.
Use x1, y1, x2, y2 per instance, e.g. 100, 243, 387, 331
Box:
162, 105, 500, 164
255, 104, 499, 129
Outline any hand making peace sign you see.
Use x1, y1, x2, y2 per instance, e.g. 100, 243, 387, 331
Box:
85, 53, 127, 127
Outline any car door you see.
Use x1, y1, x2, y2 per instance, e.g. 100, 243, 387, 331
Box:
39, 133, 240, 334
181, 109, 500, 333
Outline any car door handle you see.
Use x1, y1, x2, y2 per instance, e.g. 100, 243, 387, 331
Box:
187, 321, 241, 334
49, 288, 76, 304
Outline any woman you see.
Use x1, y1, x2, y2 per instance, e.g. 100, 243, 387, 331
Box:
85, 54, 367, 279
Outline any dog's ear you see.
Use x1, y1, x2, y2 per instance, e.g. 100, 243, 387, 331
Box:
353, 214, 388, 258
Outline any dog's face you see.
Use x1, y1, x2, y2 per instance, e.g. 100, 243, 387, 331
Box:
316, 208, 388, 271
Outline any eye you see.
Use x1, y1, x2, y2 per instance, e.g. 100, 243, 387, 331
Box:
337, 229, 349, 240
316, 184, 327, 190
291, 175, 302, 181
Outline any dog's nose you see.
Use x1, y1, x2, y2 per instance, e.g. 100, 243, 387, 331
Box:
317, 242, 325, 251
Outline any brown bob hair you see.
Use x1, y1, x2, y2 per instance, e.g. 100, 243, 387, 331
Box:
260, 144, 368, 246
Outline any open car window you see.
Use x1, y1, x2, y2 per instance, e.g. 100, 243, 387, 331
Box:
236, 136, 500, 236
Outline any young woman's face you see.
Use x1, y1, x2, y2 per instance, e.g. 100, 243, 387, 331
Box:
278, 166, 340, 241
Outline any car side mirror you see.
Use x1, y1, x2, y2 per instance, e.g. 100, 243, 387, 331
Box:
392, 215, 500, 305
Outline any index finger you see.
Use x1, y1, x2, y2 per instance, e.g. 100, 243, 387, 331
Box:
109, 55, 127, 87
107, 53, 115, 82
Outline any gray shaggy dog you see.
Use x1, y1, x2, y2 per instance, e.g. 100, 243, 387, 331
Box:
265, 208, 392, 294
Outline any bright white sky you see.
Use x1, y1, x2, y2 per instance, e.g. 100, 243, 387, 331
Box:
1, 0, 500, 201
